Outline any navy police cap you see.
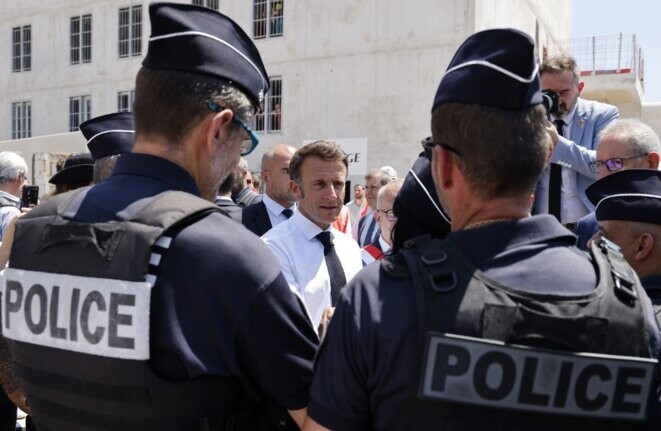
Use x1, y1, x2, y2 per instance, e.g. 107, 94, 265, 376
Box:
80, 113, 135, 161
393, 143, 451, 238
586, 169, 661, 224
143, 2, 270, 110
49, 153, 94, 186
432, 28, 542, 112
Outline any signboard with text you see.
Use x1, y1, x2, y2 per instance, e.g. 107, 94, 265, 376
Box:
302, 138, 367, 176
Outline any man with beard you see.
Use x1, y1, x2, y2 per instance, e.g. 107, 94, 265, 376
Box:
532, 54, 619, 226
0, 3, 317, 429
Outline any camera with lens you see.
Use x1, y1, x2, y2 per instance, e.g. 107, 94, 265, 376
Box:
541, 90, 559, 117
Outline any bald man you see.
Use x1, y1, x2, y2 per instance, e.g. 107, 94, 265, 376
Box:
242, 144, 297, 236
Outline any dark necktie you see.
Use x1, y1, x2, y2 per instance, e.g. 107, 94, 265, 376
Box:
548, 119, 564, 221
281, 208, 293, 219
315, 231, 347, 305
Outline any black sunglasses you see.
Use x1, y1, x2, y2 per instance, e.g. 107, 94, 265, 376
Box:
421, 136, 462, 158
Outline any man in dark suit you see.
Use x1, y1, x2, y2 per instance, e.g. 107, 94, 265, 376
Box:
214, 172, 242, 223
242, 143, 297, 236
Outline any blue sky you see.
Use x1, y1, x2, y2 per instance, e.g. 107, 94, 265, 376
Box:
572, 0, 661, 102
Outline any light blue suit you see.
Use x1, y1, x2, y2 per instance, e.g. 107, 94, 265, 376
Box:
533, 97, 619, 219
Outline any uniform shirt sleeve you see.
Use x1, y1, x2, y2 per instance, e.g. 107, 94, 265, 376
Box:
308, 281, 372, 430
233, 272, 318, 409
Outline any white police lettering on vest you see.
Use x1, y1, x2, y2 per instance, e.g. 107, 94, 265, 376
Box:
421, 333, 657, 421
2, 268, 151, 360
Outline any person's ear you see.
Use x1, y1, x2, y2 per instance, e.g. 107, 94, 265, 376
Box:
634, 232, 654, 262
204, 108, 234, 154
647, 152, 660, 169
577, 81, 585, 94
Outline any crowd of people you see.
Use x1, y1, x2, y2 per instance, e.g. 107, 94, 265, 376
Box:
0, 2, 660, 430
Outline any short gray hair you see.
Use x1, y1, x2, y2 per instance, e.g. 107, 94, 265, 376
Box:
364, 168, 393, 186
599, 119, 661, 155
0, 151, 28, 184
377, 178, 403, 208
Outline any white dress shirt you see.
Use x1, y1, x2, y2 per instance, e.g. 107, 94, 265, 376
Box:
262, 194, 296, 228
261, 209, 362, 327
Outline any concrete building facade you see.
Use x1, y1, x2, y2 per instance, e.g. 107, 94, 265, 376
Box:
3, 0, 573, 187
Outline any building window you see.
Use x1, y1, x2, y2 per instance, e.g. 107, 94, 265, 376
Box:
71, 14, 92, 64
118, 5, 142, 58
192, 0, 219, 9
69, 96, 92, 132
11, 101, 31, 139
12, 25, 31, 72
117, 90, 135, 112
253, 0, 283, 39
254, 77, 281, 132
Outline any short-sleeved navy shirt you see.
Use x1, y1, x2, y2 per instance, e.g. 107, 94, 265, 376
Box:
73, 153, 318, 409
309, 216, 661, 430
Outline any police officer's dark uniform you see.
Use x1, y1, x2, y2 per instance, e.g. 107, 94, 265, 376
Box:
586, 168, 661, 315
307, 29, 661, 431
1, 4, 317, 430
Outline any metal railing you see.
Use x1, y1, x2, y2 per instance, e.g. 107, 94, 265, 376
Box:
553, 34, 645, 90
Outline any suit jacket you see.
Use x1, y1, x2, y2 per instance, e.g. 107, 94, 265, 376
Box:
534, 98, 619, 216
242, 200, 272, 237
214, 197, 243, 223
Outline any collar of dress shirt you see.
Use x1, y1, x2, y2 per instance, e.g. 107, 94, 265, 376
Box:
0, 190, 20, 205
292, 208, 332, 241
263, 193, 295, 218
378, 235, 392, 254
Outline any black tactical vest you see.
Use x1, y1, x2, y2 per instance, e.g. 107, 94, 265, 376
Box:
384, 235, 658, 431
3, 188, 249, 431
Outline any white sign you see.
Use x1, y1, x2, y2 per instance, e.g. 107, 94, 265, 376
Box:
302, 138, 367, 176
2, 268, 152, 360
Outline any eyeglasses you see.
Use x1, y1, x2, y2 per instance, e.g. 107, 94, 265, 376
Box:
421, 136, 462, 158
207, 101, 259, 156
377, 208, 397, 222
589, 153, 648, 174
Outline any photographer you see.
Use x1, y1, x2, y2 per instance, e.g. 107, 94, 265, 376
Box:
532, 54, 619, 227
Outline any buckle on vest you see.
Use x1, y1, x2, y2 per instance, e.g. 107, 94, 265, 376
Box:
430, 271, 458, 293
421, 249, 448, 265
613, 270, 637, 301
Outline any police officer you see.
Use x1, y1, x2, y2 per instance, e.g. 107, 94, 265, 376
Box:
1, 3, 317, 430
81, 112, 135, 183
303, 29, 660, 431
586, 169, 661, 310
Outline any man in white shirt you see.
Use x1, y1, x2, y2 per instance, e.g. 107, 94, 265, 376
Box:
243, 144, 297, 236
361, 179, 403, 266
262, 140, 362, 329
0, 151, 28, 242
345, 183, 366, 226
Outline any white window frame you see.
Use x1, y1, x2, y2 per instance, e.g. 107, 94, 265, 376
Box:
253, 0, 283, 39
117, 90, 135, 112
118, 5, 142, 58
11, 101, 32, 139
70, 14, 92, 64
69, 95, 92, 132
192, 0, 220, 10
254, 76, 282, 133
12, 25, 31, 72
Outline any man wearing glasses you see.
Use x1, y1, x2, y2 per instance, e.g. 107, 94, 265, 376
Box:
361, 178, 402, 265
574, 119, 660, 249
2, 3, 317, 430
533, 54, 619, 227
